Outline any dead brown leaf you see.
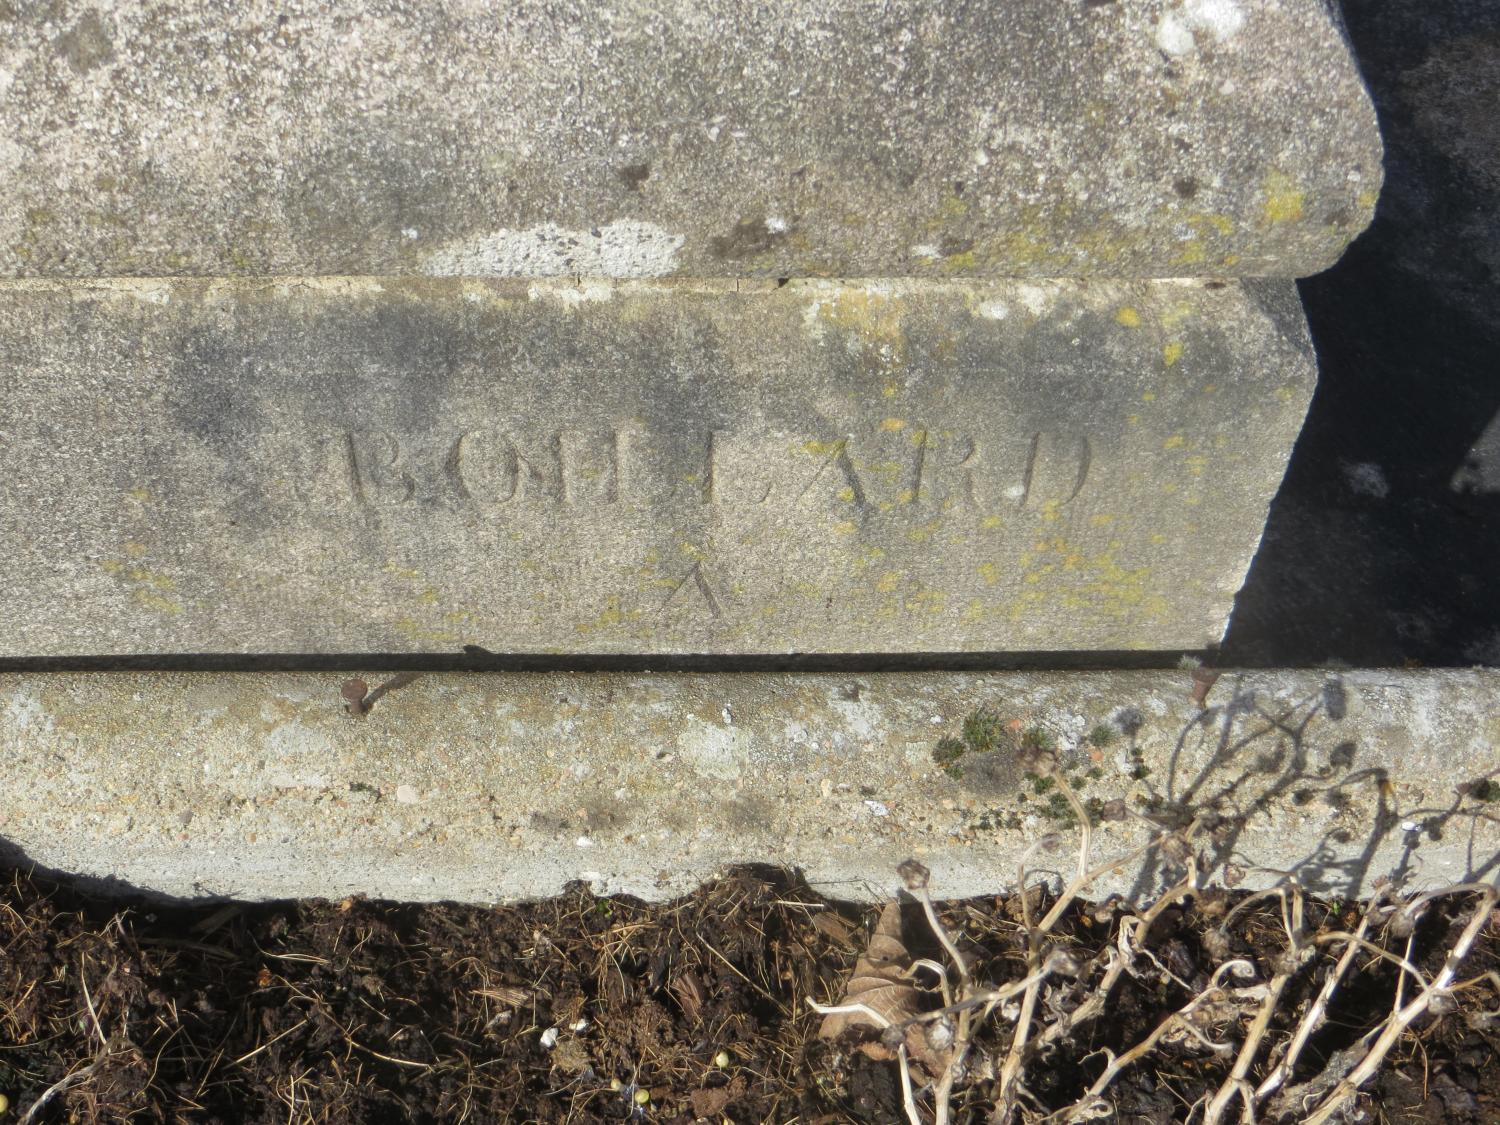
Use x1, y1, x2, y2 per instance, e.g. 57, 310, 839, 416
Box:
811, 910, 859, 949
477, 985, 535, 1010
669, 970, 705, 1025
817, 901, 953, 1078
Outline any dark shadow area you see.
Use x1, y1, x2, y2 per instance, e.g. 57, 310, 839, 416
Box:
1224, 0, 1500, 667
0, 647, 1207, 674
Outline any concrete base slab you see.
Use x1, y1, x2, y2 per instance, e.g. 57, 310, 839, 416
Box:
1, 669, 1495, 903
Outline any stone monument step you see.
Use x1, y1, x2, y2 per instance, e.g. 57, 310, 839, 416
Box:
1, 277, 1313, 656
1, 1, 1378, 279
1, 668, 1492, 903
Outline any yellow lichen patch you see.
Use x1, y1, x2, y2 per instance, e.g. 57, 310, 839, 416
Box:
834, 519, 858, 535
874, 570, 902, 594
961, 599, 987, 624
1171, 241, 1206, 267
1114, 307, 1142, 328
1276, 386, 1297, 403
923, 185, 970, 231
980, 515, 1003, 530
132, 589, 182, 615
1141, 391, 1156, 402
938, 250, 978, 274
127, 487, 152, 503
574, 596, 640, 633
837, 486, 856, 503
384, 563, 422, 580
1163, 341, 1184, 367
1262, 171, 1305, 223
905, 589, 947, 614
906, 518, 944, 542
1357, 189, 1378, 212
1192, 213, 1235, 237
396, 617, 465, 644
127, 567, 175, 590
1089, 513, 1115, 527
880, 417, 906, 432
882, 382, 899, 398
124, 541, 147, 558
812, 289, 908, 365
978, 561, 1000, 586
896, 488, 916, 505
1163, 435, 1186, 450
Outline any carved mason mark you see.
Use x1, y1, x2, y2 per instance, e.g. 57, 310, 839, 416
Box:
658, 561, 724, 618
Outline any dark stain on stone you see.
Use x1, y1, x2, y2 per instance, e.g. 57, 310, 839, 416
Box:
939, 235, 975, 257
1173, 176, 1200, 199
616, 161, 651, 191
1324, 206, 1353, 226
708, 217, 789, 260
55, 10, 114, 73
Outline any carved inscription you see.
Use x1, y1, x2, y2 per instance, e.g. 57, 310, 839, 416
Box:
337, 425, 1093, 516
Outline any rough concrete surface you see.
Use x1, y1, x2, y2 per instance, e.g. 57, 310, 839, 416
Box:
0, 1, 1380, 278
0, 277, 1315, 655
0, 669, 1495, 904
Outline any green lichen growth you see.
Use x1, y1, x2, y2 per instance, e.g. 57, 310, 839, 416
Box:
1468, 778, 1498, 803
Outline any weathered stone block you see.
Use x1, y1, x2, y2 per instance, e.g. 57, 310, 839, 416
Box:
0, 278, 1312, 655
1, 669, 1493, 902
0, 1, 1379, 278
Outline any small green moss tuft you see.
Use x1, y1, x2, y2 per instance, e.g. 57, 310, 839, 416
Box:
961, 708, 1005, 753
1020, 726, 1050, 753
1087, 723, 1118, 748
1026, 772, 1055, 795
933, 737, 967, 768
1043, 791, 1074, 823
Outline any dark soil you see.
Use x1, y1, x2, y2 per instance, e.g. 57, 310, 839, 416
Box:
0, 865, 1495, 1124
